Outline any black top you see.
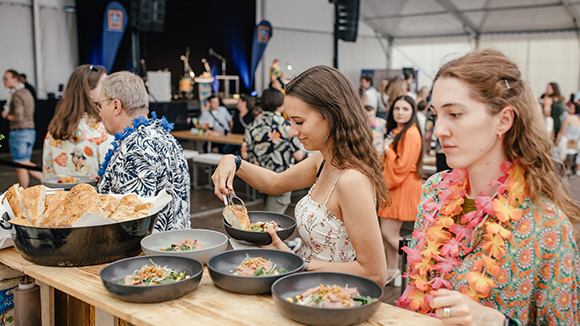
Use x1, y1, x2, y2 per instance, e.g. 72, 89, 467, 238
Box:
231, 111, 254, 134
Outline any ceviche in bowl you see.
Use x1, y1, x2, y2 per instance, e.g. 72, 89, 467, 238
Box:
100, 255, 203, 303
271, 272, 384, 326
141, 229, 228, 265
207, 248, 303, 295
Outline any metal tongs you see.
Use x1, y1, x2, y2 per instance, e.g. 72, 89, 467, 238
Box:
222, 190, 246, 211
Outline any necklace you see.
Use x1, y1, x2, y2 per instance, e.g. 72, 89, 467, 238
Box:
397, 161, 527, 314
98, 111, 174, 178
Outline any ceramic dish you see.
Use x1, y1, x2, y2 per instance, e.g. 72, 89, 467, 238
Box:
43, 176, 96, 190
223, 211, 295, 245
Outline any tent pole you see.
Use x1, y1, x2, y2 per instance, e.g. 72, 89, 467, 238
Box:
32, 0, 44, 98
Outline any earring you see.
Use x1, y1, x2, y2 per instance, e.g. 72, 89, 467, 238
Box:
498, 133, 502, 140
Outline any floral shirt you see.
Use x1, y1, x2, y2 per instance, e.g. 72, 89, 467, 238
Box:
97, 114, 191, 232
244, 111, 301, 173
410, 172, 580, 325
42, 115, 112, 177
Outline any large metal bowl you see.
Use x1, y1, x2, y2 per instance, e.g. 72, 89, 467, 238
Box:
1, 212, 157, 267
207, 248, 304, 295
223, 211, 296, 245
141, 229, 228, 265
271, 272, 384, 326
100, 255, 203, 303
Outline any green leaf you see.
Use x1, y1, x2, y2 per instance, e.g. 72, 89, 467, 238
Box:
278, 267, 287, 274
116, 280, 125, 285
353, 296, 378, 306
254, 267, 265, 276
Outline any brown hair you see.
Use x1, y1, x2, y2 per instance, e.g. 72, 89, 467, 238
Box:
261, 88, 284, 112
434, 49, 580, 226
286, 65, 389, 207
385, 77, 408, 107
548, 82, 564, 103
386, 95, 423, 178
5, 70, 19, 80
48, 65, 106, 140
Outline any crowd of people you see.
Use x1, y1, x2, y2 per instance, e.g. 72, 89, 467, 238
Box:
3, 48, 580, 324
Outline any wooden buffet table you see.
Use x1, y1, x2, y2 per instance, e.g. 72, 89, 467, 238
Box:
0, 248, 442, 326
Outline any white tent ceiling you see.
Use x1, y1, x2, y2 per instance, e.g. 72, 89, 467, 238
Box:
361, 0, 580, 39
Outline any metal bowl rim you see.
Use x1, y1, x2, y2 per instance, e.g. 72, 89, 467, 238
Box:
207, 248, 304, 279
141, 228, 229, 254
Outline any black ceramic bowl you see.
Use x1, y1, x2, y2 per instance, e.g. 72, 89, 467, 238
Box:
271, 272, 384, 326
223, 211, 296, 245
100, 255, 203, 303
207, 248, 304, 295
1, 211, 158, 267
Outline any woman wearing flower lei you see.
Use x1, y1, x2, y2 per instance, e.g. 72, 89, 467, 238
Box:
95, 71, 191, 232
398, 49, 580, 325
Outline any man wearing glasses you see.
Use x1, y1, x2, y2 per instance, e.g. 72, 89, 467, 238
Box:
2, 69, 42, 188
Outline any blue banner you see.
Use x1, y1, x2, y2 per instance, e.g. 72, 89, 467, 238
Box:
102, 2, 128, 73
249, 20, 272, 86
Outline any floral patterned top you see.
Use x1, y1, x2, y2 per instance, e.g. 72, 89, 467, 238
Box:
296, 169, 355, 263
97, 114, 191, 232
410, 172, 580, 325
244, 111, 301, 173
42, 115, 112, 177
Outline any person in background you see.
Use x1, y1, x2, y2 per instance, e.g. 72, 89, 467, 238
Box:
385, 77, 409, 110
270, 59, 284, 81
18, 73, 36, 101
404, 70, 417, 99
2, 69, 42, 188
242, 88, 303, 213
416, 98, 427, 136
212, 65, 389, 286
269, 77, 285, 94
378, 95, 423, 286
543, 82, 565, 141
43, 65, 112, 178
556, 102, 580, 176
361, 74, 379, 112
376, 79, 390, 119
96, 71, 190, 232
364, 105, 386, 160
199, 95, 232, 135
399, 49, 580, 325
224, 93, 259, 155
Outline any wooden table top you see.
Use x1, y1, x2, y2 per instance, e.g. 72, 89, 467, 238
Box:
0, 248, 442, 326
172, 130, 244, 145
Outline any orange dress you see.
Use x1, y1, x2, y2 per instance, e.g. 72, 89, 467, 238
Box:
378, 124, 422, 221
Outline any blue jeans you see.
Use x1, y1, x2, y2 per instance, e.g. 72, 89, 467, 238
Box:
9, 129, 36, 162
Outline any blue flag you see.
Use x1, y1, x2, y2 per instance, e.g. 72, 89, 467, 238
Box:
249, 20, 272, 86
102, 2, 128, 73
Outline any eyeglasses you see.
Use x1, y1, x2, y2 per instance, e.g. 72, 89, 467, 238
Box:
86, 65, 105, 80
94, 98, 114, 112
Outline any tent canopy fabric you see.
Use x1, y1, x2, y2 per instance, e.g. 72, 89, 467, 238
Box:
361, 0, 580, 39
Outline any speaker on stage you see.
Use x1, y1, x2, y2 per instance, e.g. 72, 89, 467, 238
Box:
333, 0, 360, 42
131, 0, 165, 32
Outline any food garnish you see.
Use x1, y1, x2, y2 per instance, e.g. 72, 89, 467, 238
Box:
234, 254, 287, 276
250, 221, 281, 232
117, 259, 189, 286
290, 284, 378, 308
160, 239, 206, 252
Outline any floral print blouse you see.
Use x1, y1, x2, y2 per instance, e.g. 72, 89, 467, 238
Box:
296, 170, 355, 263
410, 172, 580, 325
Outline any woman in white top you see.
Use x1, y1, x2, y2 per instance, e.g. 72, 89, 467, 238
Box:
556, 103, 580, 171
212, 66, 389, 285
43, 65, 112, 178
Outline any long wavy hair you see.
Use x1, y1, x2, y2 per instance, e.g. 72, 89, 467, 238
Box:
285, 65, 389, 208
434, 49, 580, 227
48, 65, 106, 140
386, 95, 423, 178
547, 82, 564, 103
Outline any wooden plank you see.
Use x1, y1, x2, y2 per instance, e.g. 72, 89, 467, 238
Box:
54, 290, 67, 326
36, 280, 54, 326
68, 295, 90, 326
94, 307, 116, 326
0, 248, 442, 326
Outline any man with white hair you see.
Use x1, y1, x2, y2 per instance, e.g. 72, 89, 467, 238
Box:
95, 71, 190, 231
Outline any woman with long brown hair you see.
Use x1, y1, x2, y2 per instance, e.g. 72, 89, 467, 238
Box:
543, 82, 565, 140
42, 65, 112, 177
212, 65, 389, 285
399, 49, 580, 325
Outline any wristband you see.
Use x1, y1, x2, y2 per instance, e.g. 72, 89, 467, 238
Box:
234, 155, 242, 171
504, 314, 521, 326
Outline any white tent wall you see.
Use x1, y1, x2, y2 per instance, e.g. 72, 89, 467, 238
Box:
0, 0, 77, 101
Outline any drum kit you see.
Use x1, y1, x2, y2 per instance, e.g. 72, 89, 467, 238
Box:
178, 47, 214, 100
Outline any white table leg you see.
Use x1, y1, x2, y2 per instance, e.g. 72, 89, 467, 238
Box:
35, 280, 54, 326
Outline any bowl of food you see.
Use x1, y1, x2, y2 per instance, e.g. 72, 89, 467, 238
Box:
271, 272, 384, 326
223, 211, 296, 245
43, 175, 96, 190
141, 229, 228, 265
207, 248, 304, 295
100, 255, 203, 303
